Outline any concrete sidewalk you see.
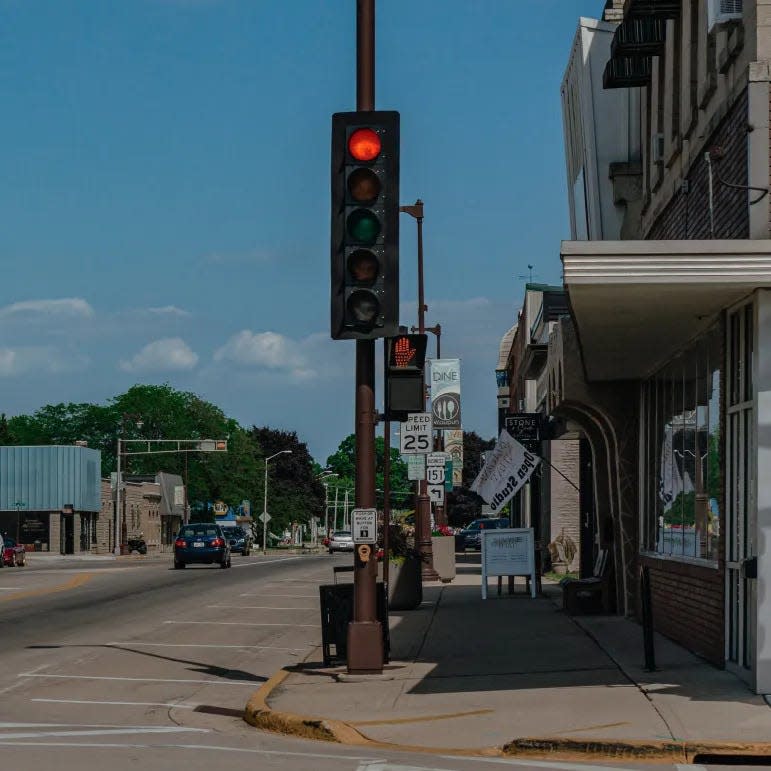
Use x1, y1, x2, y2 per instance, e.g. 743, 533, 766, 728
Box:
245, 555, 771, 760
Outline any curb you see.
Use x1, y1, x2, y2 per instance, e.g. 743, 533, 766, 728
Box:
244, 667, 771, 763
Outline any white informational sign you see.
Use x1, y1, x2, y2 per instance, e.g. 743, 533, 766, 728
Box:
400, 412, 433, 455
352, 508, 377, 544
427, 451, 449, 467
428, 484, 445, 504
174, 485, 185, 506
481, 527, 536, 600
430, 359, 461, 428
404, 454, 426, 481
470, 430, 540, 514
426, 465, 445, 485
258, 512, 271, 524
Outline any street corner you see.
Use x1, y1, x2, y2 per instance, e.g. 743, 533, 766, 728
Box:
243, 666, 358, 744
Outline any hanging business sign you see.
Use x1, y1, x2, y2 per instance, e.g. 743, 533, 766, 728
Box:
430, 359, 461, 428
443, 429, 463, 469
470, 430, 540, 514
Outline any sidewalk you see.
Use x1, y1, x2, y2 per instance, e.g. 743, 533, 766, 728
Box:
245, 554, 771, 761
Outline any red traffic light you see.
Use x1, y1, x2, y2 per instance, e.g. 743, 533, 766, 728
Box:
348, 128, 381, 161
387, 334, 427, 370
393, 336, 416, 367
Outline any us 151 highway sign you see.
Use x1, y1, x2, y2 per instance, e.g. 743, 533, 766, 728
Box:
426, 465, 445, 485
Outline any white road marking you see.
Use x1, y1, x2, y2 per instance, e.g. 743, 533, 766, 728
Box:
109, 641, 307, 651
0, 741, 385, 762
18, 673, 257, 686
239, 593, 316, 597
230, 556, 305, 569
357, 764, 455, 771
31, 699, 197, 709
0, 727, 207, 739
207, 604, 315, 610
0, 587, 21, 591
164, 620, 317, 627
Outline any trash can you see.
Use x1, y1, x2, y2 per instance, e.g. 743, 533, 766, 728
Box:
319, 582, 389, 667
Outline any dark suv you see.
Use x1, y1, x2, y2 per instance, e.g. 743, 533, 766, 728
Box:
456, 518, 510, 551
226, 526, 253, 556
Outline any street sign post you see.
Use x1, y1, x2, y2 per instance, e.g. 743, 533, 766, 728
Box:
352, 508, 377, 544
400, 412, 432, 455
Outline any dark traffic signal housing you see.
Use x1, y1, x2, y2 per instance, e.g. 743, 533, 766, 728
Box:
331, 111, 399, 340
385, 333, 427, 421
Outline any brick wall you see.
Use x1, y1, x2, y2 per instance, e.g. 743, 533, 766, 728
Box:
647, 88, 749, 240
641, 555, 724, 665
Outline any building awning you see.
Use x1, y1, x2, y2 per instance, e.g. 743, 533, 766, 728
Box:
561, 239, 771, 381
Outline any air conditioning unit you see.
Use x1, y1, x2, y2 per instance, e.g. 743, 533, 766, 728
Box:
708, 0, 742, 31
651, 133, 665, 163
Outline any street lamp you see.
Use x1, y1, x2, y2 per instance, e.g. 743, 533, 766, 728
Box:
262, 450, 292, 555
115, 415, 143, 556
320, 474, 338, 539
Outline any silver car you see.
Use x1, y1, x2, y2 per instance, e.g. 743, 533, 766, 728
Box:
328, 530, 354, 554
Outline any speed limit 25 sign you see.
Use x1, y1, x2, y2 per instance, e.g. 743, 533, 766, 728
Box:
400, 412, 432, 455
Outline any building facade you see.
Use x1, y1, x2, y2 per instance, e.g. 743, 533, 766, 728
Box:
554, 0, 771, 693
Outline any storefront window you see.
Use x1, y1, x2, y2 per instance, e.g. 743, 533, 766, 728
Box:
643, 323, 722, 562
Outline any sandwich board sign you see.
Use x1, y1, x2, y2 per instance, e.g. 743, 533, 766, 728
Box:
481, 527, 536, 600
352, 508, 377, 544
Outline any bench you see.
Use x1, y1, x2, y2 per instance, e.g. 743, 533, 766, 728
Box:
560, 548, 610, 614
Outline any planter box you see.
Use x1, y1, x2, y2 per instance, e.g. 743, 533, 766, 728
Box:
431, 536, 456, 583
378, 555, 422, 610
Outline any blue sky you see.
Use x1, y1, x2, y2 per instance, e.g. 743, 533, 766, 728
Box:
0, 0, 600, 463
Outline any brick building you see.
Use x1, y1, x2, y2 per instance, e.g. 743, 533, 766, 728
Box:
552, 0, 771, 694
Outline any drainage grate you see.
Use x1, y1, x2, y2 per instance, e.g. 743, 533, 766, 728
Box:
693, 754, 771, 766
193, 705, 245, 718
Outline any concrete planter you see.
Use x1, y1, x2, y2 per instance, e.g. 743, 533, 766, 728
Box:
431, 536, 456, 583
379, 555, 422, 610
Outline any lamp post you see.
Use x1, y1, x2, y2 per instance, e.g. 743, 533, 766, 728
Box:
319, 473, 338, 539
262, 450, 292, 555
114, 415, 143, 557
400, 198, 438, 580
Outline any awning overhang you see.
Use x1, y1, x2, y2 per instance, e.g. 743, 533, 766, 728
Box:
562, 239, 771, 381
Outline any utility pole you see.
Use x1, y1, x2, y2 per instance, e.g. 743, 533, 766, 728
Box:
347, 0, 383, 674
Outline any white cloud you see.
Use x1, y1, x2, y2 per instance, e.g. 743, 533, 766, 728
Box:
0, 346, 88, 377
145, 305, 191, 317
0, 298, 94, 319
119, 338, 199, 373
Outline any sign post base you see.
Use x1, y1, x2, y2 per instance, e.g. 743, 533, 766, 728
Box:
347, 621, 384, 673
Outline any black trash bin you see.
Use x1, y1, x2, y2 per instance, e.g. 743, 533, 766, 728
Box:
319, 582, 389, 667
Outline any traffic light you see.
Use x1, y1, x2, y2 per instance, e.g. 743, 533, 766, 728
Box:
385, 333, 427, 421
331, 111, 399, 340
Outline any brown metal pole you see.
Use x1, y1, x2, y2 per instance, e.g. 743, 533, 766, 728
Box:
348, 0, 383, 674
414, 203, 438, 580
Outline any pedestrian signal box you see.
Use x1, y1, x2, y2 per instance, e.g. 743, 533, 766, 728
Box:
385, 333, 427, 421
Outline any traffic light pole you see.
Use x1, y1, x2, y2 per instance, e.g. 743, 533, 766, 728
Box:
347, 0, 384, 674
401, 200, 438, 581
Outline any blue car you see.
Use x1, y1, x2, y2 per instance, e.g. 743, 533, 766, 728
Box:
174, 523, 232, 569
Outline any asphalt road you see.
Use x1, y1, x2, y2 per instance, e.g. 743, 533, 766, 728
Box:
0, 553, 754, 771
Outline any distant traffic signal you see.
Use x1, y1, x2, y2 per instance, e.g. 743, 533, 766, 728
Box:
385, 333, 427, 420
331, 111, 400, 340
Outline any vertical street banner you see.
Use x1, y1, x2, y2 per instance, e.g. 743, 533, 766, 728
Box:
444, 429, 464, 487
470, 430, 541, 514
430, 359, 461, 428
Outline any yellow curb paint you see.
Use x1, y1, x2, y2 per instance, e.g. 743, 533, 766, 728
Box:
350, 708, 494, 726
0, 572, 93, 603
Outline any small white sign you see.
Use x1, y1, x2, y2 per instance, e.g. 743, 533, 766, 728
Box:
258, 512, 271, 524
404, 454, 426, 481
426, 465, 445, 485
428, 484, 445, 504
426, 451, 449, 467
352, 508, 377, 544
400, 412, 433, 455
481, 527, 536, 600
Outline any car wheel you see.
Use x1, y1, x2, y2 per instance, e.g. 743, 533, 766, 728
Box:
174, 560, 185, 569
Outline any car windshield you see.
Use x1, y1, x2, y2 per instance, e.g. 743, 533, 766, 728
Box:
179, 525, 220, 537
333, 531, 352, 538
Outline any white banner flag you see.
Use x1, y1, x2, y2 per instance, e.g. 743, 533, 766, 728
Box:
470, 430, 540, 514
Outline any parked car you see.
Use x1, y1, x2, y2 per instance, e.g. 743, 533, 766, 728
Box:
226, 526, 253, 556
456, 518, 510, 551
328, 530, 354, 554
1, 536, 26, 567
173, 523, 231, 569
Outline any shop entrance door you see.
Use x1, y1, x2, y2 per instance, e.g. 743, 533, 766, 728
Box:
726, 302, 756, 685
61, 515, 75, 555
